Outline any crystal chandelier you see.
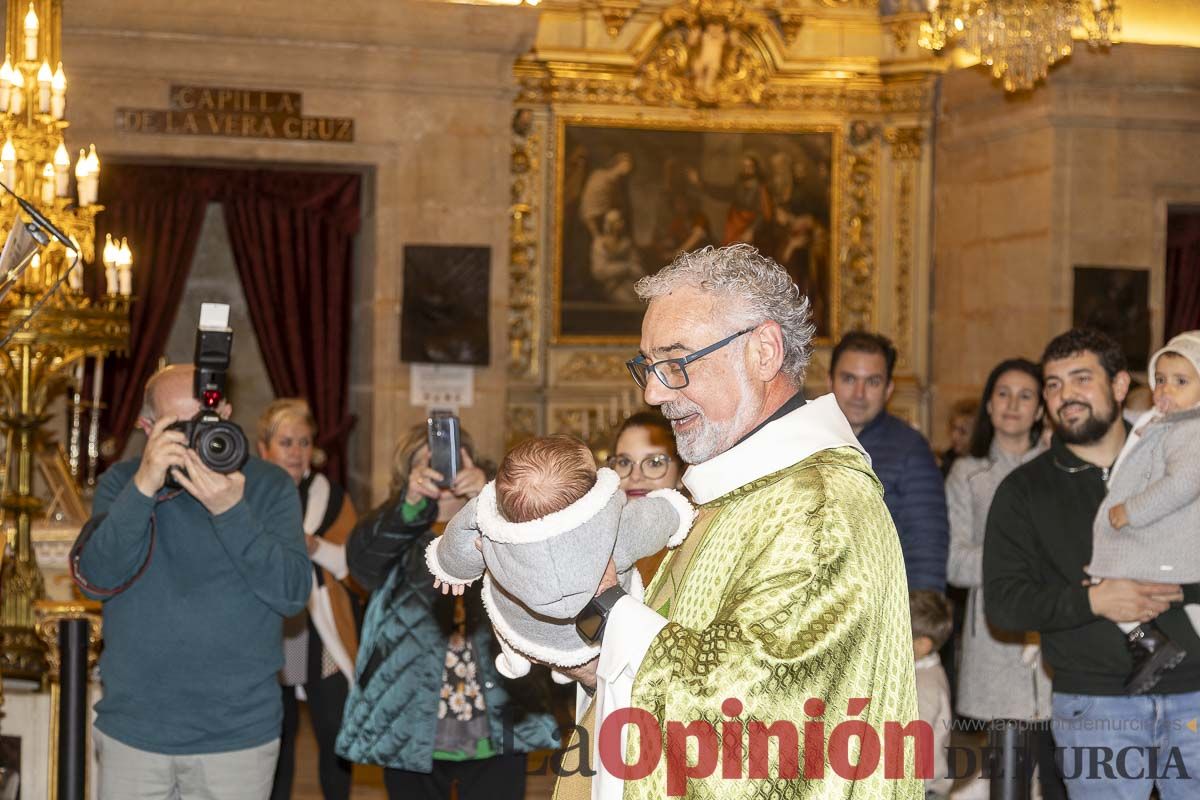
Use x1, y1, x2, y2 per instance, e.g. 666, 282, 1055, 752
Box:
919, 1, 1121, 92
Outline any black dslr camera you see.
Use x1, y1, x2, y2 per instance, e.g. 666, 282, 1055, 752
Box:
168, 304, 249, 478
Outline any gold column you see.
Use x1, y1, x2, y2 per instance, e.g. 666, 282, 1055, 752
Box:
34, 599, 103, 800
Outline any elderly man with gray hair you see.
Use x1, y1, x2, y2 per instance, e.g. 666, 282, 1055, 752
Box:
555, 244, 921, 800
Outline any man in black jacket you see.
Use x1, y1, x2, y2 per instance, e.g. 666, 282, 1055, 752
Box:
984, 329, 1200, 799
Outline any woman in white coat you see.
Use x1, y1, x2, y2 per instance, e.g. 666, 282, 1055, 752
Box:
946, 357, 1064, 800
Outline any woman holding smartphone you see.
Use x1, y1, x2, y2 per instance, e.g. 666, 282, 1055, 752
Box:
336, 423, 558, 800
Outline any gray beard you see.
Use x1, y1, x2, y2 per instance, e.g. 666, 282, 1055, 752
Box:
673, 418, 731, 465
663, 367, 759, 465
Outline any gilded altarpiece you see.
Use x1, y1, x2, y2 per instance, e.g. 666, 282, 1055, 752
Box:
508, 0, 938, 452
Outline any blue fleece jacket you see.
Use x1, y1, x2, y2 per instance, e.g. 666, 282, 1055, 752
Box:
855, 411, 948, 592
73, 457, 310, 754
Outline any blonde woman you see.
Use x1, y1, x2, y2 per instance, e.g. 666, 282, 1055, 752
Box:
258, 399, 358, 800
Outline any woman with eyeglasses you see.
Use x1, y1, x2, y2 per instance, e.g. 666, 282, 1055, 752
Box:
607, 410, 684, 583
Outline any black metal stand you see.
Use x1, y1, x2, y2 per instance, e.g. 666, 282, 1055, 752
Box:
988, 719, 1032, 800
57, 618, 89, 800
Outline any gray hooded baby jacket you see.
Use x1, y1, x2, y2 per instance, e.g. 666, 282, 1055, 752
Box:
426, 467, 694, 678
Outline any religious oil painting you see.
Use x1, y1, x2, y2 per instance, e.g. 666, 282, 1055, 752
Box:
555, 120, 836, 343
1072, 266, 1151, 373
401, 245, 490, 366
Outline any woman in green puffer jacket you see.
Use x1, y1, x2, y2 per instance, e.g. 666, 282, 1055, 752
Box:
335, 425, 560, 800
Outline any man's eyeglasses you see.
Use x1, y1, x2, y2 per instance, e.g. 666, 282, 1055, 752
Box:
607, 453, 674, 480
626, 326, 756, 390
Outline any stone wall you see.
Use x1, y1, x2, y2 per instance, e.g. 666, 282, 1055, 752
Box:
54, 0, 1200, 469
63, 0, 539, 505
931, 43, 1200, 448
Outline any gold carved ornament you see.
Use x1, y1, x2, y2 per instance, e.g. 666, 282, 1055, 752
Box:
33, 598, 102, 682
597, 0, 640, 38
838, 121, 879, 333
508, 108, 542, 383
885, 126, 923, 371
555, 352, 629, 383
635, 0, 774, 107
505, 405, 538, 452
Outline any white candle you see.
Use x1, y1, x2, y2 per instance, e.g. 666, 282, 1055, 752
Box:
67, 259, 83, 291
53, 142, 69, 196
50, 62, 64, 119
117, 238, 132, 296
23, 3, 39, 63
75, 148, 89, 205
0, 58, 12, 113
40, 162, 53, 204
104, 265, 117, 295
36, 61, 50, 113
84, 145, 100, 205
9, 73, 23, 116
2, 138, 16, 189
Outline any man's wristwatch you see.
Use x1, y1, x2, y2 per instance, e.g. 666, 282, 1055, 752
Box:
575, 585, 627, 646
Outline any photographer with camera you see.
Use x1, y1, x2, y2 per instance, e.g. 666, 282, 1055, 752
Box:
71, 352, 311, 799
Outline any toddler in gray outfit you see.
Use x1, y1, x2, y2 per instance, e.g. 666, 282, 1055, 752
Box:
1089, 330, 1200, 694
426, 434, 693, 683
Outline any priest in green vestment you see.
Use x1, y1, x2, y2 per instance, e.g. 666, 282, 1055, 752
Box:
556, 244, 921, 800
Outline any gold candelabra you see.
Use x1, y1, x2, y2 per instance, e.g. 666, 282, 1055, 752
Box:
0, 0, 130, 680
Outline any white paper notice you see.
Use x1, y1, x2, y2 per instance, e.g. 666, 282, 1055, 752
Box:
410, 364, 474, 409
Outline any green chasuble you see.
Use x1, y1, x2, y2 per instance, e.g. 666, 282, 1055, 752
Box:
625, 446, 922, 799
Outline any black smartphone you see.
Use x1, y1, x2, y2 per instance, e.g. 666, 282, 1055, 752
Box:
427, 411, 461, 490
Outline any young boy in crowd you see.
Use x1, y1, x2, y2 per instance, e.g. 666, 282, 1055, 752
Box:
1088, 330, 1200, 694
910, 589, 953, 800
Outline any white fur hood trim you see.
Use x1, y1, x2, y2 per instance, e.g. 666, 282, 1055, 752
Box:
682, 393, 868, 505
480, 574, 600, 667
647, 488, 696, 548
476, 467, 622, 545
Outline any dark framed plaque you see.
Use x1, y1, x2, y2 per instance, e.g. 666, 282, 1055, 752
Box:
401, 245, 490, 366
1072, 266, 1151, 372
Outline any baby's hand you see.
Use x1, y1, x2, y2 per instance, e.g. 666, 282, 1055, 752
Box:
1109, 503, 1129, 529
433, 579, 466, 596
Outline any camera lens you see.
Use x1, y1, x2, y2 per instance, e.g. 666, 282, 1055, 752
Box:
193, 420, 248, 474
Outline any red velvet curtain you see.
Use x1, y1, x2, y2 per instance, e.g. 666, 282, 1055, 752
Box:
94, 167, 212, 462
1165, 212, 1200, 341
95, 165, 361, 483
220, 172, 361, 483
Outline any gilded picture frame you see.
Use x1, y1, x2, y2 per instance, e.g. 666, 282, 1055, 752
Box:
552, 117, 842, 345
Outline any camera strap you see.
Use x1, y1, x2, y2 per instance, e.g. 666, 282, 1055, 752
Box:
70, 489, 183, 598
